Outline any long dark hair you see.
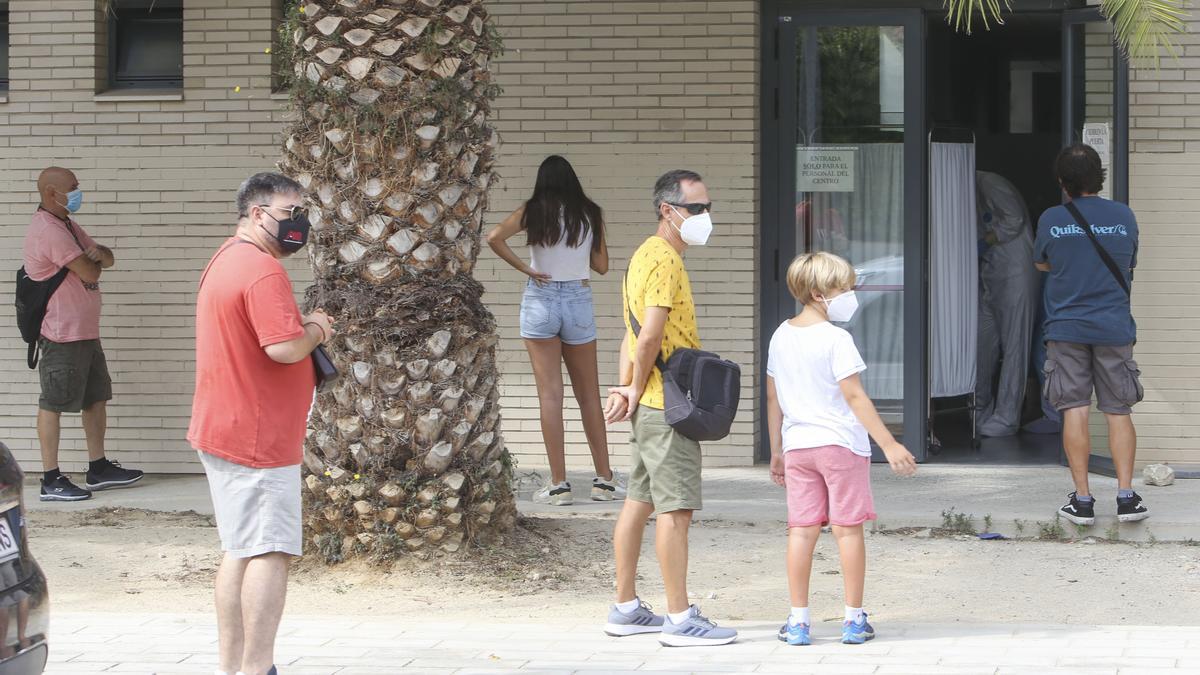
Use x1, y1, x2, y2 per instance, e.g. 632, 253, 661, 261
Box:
522, 155, 604, 252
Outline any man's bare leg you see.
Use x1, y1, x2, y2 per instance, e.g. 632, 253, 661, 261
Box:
1061, 406, 1092, 496
36, 410, 61, 473
215, 554, 250, 675
614, 499, 654, 603
655, 509, 693, 614
81, 401, 107, 462
238, 552, 291, 675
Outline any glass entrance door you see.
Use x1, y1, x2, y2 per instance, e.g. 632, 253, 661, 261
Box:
765, 11, 927, 461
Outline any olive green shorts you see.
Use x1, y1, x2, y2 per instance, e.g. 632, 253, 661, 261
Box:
627, 406, 703, 513
38, 338, 113, 413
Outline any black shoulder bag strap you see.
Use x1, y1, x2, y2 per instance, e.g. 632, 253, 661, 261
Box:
623, 273, 668, 373
1063, 200, 1131, 298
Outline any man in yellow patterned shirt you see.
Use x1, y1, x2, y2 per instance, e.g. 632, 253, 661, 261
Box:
601, 170, 736, 646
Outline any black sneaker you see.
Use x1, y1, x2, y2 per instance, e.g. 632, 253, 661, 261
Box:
1117, 492, 1149, 522
85, 459, 144, 491
40, 475, 92, 502
1059, 491, 1095, 526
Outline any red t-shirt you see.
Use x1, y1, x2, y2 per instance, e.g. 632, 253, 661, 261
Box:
22, 209, 102, 342
187, 238, 315, 468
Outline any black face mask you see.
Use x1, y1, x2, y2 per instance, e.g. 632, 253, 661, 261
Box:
259, 209, 311, 253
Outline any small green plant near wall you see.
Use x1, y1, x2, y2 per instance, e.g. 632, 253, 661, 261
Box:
941, 508, 976, 535
1037, 516, 1066, 540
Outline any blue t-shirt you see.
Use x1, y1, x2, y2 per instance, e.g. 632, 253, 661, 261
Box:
1034, 196, 1138, 346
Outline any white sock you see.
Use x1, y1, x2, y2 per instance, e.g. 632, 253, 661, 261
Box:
615, 597, 640, 614
216, 671, 230, 675
667, 607, 694, 625
789, 607, 810, 626
845, 605, 864, 624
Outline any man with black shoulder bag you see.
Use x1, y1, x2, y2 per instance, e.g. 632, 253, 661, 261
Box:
600, 170, 738, 647
1035, 144, 1147, 527
189, 172, 334, 675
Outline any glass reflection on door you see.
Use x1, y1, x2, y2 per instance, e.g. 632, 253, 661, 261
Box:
794, 25, 906, 432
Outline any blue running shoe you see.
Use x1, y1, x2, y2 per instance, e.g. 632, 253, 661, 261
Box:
841, 613, 875, 644
604, 600, 664, 636
776, 618, 811, 646
659, 605, 737, 647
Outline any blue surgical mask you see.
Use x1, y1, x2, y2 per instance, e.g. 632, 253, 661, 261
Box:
64, 189, 83, 213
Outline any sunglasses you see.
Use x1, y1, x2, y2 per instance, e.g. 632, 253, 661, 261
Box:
258, 204, 309, 221
669, 201, 713, 215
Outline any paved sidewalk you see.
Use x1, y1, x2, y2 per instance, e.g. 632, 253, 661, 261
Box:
47, 612, 1200, 674
26, 464, 1200, 542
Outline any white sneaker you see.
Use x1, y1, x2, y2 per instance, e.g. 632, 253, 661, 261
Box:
533, 481, 573, 506
592, 472, 627, 501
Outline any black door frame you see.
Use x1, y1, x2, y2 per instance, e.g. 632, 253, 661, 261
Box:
1063, 7, 1130, 204
759, 7, 928, 462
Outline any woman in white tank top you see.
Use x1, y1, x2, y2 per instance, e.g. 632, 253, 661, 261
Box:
487, 155, 624, 506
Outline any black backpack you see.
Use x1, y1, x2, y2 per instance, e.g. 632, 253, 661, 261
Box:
625, 275, 741, 441
15, 266, 69, 369
15, 211, 85, 369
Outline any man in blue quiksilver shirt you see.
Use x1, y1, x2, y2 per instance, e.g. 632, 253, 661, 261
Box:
1034, 144, 1147, 527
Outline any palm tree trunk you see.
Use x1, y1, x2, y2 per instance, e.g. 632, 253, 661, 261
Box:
278, 0, 514, 562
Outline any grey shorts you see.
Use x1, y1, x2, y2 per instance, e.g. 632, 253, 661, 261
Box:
198, 451, 302, 559
627, 406, 703, 513
519, 279, 597, 345
38, 338, 112, 413
1043, 341, 1144, 415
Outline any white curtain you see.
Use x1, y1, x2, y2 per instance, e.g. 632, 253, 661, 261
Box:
806, 143, 905, 401
929, 142, 978, 398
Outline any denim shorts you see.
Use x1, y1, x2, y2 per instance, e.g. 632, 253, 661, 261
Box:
519, 279, 597, 345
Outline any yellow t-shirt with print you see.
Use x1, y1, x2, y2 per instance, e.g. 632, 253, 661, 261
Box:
623, 236, 701, 410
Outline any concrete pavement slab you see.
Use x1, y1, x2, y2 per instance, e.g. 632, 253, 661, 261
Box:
39, 613, 1200, 674
29, 465, 1200, 542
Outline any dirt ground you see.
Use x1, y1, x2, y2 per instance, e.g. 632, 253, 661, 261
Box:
29, 507, 1200, 626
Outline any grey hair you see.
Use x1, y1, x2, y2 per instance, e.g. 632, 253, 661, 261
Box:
236, 172, 303, 218
652, 169, 703, 220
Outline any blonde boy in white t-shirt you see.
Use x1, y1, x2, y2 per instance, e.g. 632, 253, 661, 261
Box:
766, 252, 917, 647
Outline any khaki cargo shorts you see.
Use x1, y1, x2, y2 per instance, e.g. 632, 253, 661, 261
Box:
627, 406, 702, 513
38, 338, 113, 413
1043, 341, 1144, 415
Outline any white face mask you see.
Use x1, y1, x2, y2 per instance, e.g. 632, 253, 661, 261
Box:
823, 290, 859, 323
670, 206, 713, 246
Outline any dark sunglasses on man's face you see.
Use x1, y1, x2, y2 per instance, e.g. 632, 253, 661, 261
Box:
669, 201, 713, 215
258, 204, 309, 221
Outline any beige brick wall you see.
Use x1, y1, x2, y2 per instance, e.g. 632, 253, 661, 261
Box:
0, 0, 760, 476
0, 0, 300, 474
482, 0, 761, 473
13, 0, 1187, 475
1123, 19, 1200, 466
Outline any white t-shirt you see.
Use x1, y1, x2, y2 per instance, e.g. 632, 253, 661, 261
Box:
766, 320, 871, 457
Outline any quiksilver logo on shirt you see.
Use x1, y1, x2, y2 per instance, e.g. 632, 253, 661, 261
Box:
1050, 223, 1128, 238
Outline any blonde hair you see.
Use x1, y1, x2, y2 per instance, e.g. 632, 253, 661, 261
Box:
786, 251, 856, 305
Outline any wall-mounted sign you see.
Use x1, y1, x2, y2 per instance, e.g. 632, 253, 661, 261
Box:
796, 146, 857, 192
1083, 122, 1111, 199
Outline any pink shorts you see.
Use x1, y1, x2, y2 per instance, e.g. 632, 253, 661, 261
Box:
784, 445, 876, 528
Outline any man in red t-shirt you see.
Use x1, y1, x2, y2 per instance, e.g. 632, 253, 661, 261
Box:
188, 172, 332, 675
23, 166, 144, 502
